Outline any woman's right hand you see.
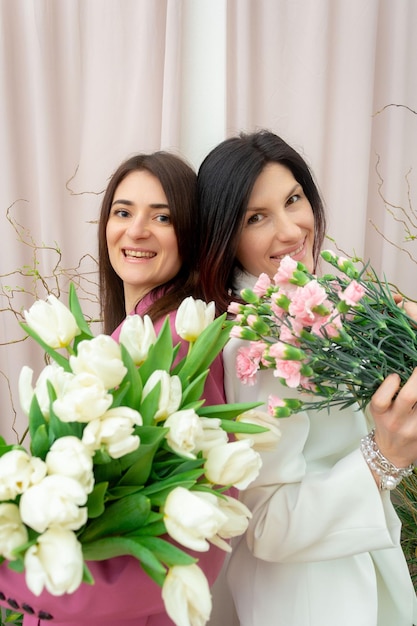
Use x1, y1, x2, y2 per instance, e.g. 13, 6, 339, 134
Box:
369, 367, 417, 471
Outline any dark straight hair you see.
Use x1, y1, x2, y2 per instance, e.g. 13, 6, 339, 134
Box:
196, 130, 327, 314
98, 151, 198, 334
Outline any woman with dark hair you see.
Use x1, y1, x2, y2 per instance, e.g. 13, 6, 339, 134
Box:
197, 131, 326, 315
198, 130, 417, 626
0, 152, 225, 625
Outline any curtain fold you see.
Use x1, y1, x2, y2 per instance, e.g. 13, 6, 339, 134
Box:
1, 0, 416, 441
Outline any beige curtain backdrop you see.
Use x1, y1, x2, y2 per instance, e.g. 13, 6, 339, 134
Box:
1, 0, 416, 443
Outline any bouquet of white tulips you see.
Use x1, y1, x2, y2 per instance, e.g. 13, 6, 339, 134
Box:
0, 287, 276, 626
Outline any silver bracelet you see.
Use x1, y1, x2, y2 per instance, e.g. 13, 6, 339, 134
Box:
360, 429, 414, 490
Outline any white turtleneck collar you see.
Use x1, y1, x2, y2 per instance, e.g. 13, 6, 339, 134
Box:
232, 268, 259, 296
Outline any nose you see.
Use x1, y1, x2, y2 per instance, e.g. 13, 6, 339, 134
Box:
126, 213, 150, 239
273, 213, 302, 242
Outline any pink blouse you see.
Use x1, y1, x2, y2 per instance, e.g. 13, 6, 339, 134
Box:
0, 297, 226, 625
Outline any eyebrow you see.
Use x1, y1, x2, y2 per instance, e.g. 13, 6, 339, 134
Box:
247, 183, 302, 211
288, 183, 302, 195
111, 199, 170, 209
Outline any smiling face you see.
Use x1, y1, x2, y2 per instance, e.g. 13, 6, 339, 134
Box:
106, 169, 181, 313
236, 162, 315, 277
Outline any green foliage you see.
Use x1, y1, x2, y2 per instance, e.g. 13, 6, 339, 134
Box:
394, 473, 417, 591
0, 609, 23, 626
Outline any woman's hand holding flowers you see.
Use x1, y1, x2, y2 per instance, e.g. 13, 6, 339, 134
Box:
368, 300, 417, 477
370, 366, 417, 474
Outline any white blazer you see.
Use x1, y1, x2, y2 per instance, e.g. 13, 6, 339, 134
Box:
211, 271, 417, 626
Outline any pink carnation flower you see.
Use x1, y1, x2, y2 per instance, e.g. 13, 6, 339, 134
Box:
230, 326, 244, 339
273, 359, 302, 388
271, 301, 287, 321
267, 395, 285, 415
299, 375, 317, 392
235, 342, 267, 385
339, 280, 365, 306
273, 256, 298, 286
311, 312, 342, 338
236, 348, 258, 385
228, 301, 241, 315
279, 323, 300, 345
253, 273, 271, 297
288, 281, 327, 324
269, 342, 289, 359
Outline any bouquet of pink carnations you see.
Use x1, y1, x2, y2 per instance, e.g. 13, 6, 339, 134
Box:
0, 286, 278, 626
229, 250, 417, 418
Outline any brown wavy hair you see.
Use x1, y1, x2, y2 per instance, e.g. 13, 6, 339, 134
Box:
98, 152, 199, 334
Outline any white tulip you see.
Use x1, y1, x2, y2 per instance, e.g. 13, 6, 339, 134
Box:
164, 409, 203, 459
18, 363, 71, 417
142, 370, 182, 422
235, 409, 282, 451
82, 406, 142, 459
162, 563, 212, 626
215, 495, 252, 540
164, 487, 228, 552
46, 436, 95, 494
175, 297, 216, 342
119, 314, 157, 365
194, 417, 228, 457
70, 334, 127, 390
52, 372, 113, 423
24, 528, 84, 596
204, 440, 262, 490
23, 294, 80, 349
0, 449, 46, 501
19, 474, 88, 533
0, 503, 29, 560
18, 365, 36, 417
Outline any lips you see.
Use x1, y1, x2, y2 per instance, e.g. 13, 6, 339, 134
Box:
271, 240, 305, 262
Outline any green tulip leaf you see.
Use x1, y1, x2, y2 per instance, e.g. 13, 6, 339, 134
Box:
20, 322, 71, 371
128, 519, 166, 537
6, 557, 25, 574
0, 441, 26, 457
68, 282, 94, 340
109, 378, 131, 408
27, 393, 48, 442
136, 536, 196, 567
219, 419, 269, 434
30, 424, 50, 459
82, 536, 166, 578
197, 401, 262, 420
174, 314, 229, 384
138, 317, 177, 382
79, 493, 151, 543
106, 485, 144, 499
119, 427, 167, 485
139, 561, 166, 587
86, 481, 108, 519
119, 343, 143, 409
82, 562, 94, 585
180, 370, 208, 407
139, 381, 162, 426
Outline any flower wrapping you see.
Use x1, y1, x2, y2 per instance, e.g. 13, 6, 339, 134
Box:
0, 287, 272, 626
229, 250, 417, 418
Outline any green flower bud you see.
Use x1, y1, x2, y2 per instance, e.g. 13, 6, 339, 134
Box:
240, 289, 260, 304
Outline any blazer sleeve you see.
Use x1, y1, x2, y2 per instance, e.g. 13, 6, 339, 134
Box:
223, 338, 402, 565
